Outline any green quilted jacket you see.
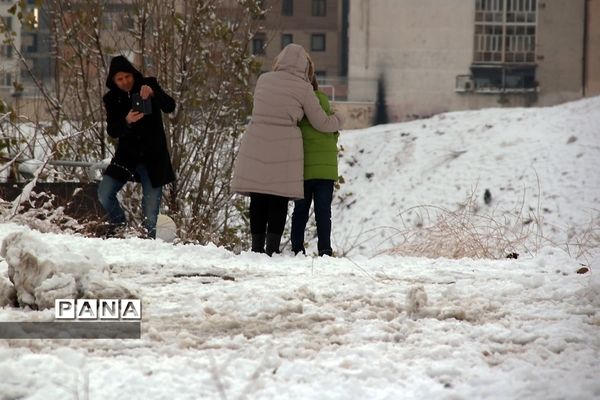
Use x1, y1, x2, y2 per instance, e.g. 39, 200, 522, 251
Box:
298, 90, 339, 181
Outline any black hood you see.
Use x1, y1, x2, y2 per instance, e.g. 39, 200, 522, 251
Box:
105, 55, 144, 91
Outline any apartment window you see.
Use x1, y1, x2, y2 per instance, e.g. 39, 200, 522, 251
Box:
2, 73, 12, 87
311, 34, 326, 51
252, 34, 266, 55
2, 16, 13, 32
102, 14, 114, 30
472, 0, 537, 90
312, 0, 327, 16
281, 34, 293, 49
21, 34, 38, 53
474, 0, 537, 63
282, 0, 293, 16
117, 15, 134, 31
1, 44, 12, 59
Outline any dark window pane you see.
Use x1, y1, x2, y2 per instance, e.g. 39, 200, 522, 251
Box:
281, 34, 293, 49
311, 34, 326, 51
282, 0, 293, 16
252, 36, 265, 55
507, 66, 536, 88
312, 0, 327, 16
2, 45, 13, 58
471, 65, 536, 89
116, 15, 134, 31
472, 66, 503, 88
3, 16, 12, 31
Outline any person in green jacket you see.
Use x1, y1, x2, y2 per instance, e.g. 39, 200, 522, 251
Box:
291, 75, 339, 256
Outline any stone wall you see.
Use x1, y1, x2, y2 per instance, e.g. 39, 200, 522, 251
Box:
332, 101, 374, 130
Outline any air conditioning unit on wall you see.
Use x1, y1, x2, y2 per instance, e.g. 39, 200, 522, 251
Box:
455, 75, 474, 92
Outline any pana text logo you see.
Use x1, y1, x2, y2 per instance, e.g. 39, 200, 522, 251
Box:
55, 299, 142, 320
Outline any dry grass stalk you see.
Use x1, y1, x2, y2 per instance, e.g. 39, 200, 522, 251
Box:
386, 191, 541, 259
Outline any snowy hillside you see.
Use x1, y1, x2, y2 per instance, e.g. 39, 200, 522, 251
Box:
0, 97, 599, 400
330, 96, 600, 259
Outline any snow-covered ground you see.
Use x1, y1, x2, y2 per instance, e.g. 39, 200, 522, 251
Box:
328, 96, 600, 260
1, 97, 599, 399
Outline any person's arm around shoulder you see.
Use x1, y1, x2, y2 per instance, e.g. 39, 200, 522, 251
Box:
144, 77, 176, 113
315, 90, 340, 137
302, 85, 344, 133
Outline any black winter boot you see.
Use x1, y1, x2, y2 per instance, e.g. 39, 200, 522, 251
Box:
318, 248, 333, 257
251, 234, 266, 253
265, 233, 282, 256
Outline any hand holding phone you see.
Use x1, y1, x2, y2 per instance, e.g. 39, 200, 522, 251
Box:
126, 109, 144, 125
131, 93, 152, 115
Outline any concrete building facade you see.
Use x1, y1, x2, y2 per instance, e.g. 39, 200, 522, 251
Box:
347, 0, 600, 122
586, 0, 600, 95
253, 0, 348, 99
0, 0, 138, 119
0, 0, 22, 101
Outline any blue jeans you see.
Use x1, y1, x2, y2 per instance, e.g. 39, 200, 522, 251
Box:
97, 164, 162, 239
291, 179, 334, 256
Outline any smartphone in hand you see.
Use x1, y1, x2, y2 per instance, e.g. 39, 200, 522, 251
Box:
131, 93, 152, 115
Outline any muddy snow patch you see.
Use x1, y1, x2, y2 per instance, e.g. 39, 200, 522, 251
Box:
0, 230, 137, 309
406, 285, 428, 315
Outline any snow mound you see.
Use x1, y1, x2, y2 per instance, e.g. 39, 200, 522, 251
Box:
332, 96, 600, 258
0, 230, 137, 309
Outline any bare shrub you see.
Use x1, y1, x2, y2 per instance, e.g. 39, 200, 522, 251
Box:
562, 214, 600, 266
2, 1, 265, 249
386, 192, 541, 259
0, 192, 83, 234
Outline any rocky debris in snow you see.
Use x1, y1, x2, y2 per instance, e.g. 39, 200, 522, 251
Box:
0, 230, 137, 309
0, 277, 18, 307
566, 135, 577, 144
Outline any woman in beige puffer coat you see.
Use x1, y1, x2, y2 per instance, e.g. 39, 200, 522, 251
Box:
231, 44, 344, 255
